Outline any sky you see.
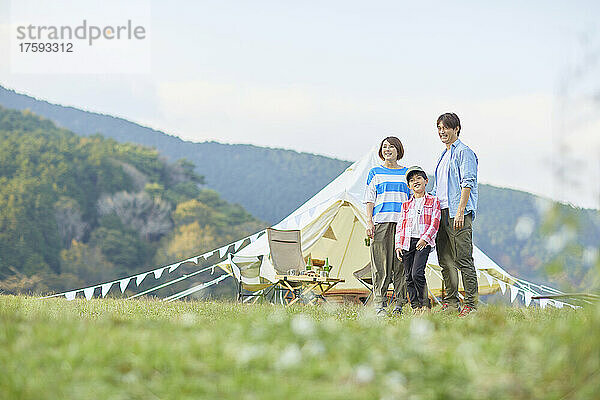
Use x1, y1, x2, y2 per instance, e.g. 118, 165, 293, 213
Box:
1, 0, 599, 209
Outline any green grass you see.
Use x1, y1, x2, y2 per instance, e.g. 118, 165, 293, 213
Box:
1, 296, 599, 400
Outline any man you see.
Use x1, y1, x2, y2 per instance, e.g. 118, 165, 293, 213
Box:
432, 113, 479, 316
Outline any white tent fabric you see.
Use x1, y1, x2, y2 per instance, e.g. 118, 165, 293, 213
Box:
217, 148, 514, 296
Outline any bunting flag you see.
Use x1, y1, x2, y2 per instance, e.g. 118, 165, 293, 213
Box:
524, 291, 533, 306
497, 279, 506, 294
153, 267, 165, 279
229, 254, 241, 280
539, 299, 549, 309
249, 232, 260, 243
83, 287, 95, 300
101, 282, 113, 298
510, 285, 519, 303
119, 277, 131, 293
483, 272, 494, 286
308, 207, 317, 218
168, 261, 182, 273
135, 272, 149, 286
294, 214, 302, 226
65, 291, 76, 301
476, 269, 481, 279
552, 300, 564, 309
234, 239, 245, 251
219, 245, 229, 258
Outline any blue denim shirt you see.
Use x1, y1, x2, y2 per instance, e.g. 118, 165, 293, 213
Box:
431, 139, 478, 220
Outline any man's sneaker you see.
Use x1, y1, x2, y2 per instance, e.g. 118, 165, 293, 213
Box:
375, 307, 388, 317
458, 305, 477, 317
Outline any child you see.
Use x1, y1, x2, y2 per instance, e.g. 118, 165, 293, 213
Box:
394, 166, 441, 313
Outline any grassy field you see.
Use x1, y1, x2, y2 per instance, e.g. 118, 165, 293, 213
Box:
1, 296, 598, 400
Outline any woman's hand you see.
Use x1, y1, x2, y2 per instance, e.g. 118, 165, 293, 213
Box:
366, 220, 375, 239
395, 248, 403, 261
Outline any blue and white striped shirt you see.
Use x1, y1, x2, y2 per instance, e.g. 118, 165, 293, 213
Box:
364, 166, 410, 223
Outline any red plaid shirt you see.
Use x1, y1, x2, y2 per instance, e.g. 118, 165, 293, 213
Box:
394, 194, 441, 251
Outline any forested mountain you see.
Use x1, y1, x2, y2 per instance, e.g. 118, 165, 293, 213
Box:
0, 86, 598, 291
0, 107, 265, 294
0, 86, 348, 224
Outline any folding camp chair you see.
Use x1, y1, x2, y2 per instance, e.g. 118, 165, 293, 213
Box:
353, 263, 373, 305
267, 228, 306, 304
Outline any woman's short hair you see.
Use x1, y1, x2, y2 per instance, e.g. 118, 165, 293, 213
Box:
437, 113, 461, 136
378, 136, 404, 161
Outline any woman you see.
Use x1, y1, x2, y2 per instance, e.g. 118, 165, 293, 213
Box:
364, 137, 410, 316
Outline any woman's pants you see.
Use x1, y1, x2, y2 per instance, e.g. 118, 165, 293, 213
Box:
370, 222, 407, 309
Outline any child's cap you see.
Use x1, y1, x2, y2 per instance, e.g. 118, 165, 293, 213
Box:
406, 166, 427, 182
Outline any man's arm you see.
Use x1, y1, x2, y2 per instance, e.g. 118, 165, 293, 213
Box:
453, 187, 470, 230
454, 148, 477, 230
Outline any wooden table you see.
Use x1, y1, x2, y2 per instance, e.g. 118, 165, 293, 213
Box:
275, 274, 345, 306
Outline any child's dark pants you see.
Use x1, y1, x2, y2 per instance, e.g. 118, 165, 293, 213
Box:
402, 237, 431, 308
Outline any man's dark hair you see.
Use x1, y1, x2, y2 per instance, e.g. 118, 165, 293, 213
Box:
437, 113, 461, 136
378, 136, 404, 161
407, 170, 427, 183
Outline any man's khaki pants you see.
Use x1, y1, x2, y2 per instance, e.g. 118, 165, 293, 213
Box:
435, 209, 478, 309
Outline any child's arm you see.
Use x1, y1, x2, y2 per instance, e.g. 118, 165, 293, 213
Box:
421, 197, 441, 246
394, 205, 407, 251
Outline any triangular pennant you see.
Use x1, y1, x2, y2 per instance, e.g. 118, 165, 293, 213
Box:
119, 278, 131, 292
169, 262, 182, 273
83, 287, 95, 300
153, 267, 165, 279
498, 280, 506, 294
553, 300, 564, 309
486, 273, 496, 287
278, 220, 289, 230
524, 291, 533, 307
101, 282, 113, 298
539, 299, 549, 309
219, 246, 229, 258
476, 269, 481, 278
249, 232, 259, 242
308, 207, 317, 218
510, 285, 519, 303
136, 273, 149, 286
234, 239, 245, 252
184, 255, 199, 264
65, 291, 76, 301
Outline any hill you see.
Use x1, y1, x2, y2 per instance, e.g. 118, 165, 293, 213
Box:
0, 86, 598, 290
0, 86, 349, 224
0, 106, 264, 294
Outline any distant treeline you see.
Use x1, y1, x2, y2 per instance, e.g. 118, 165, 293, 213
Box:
0, 107, 265, 294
